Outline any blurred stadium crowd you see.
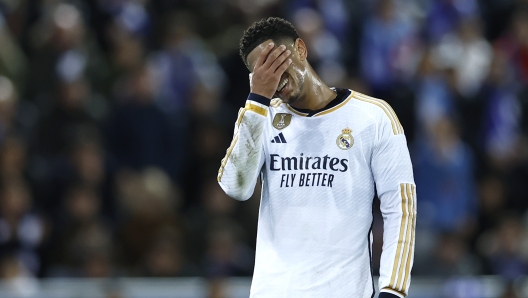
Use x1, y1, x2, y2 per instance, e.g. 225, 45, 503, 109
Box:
0, 0, 528, 293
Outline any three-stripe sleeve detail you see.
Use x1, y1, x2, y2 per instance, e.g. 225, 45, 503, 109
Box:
353, 92, 404, 135
401, 185, 416, 291
388, 183, 416, 295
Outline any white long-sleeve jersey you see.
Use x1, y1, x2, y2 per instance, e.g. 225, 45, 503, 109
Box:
218, 89, 416, 298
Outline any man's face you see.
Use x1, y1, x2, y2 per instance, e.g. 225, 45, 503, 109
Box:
246, 38, 307, 103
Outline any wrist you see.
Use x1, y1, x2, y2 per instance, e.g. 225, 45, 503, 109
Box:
247, 93, 271, 106
249, 88, 273, 100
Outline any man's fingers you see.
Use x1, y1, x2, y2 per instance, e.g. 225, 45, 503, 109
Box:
275, 58, 292, 75
270, 50, 291, 73
263, 45, 287, 68
254, 42, 274, 70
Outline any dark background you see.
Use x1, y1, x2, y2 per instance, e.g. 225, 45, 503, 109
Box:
0, 0, 527, 294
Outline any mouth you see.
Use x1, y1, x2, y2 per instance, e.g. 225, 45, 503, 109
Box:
275, 76, 290, 99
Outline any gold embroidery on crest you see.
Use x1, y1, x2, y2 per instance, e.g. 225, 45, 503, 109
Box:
336, 128, 354, 150
272, 113, 292, 130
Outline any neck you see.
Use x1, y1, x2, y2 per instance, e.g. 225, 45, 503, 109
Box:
290, 65, 336, 111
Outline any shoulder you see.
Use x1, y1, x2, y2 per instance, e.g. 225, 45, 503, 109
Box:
350, 91, 404, 135
351, 91, 393, 117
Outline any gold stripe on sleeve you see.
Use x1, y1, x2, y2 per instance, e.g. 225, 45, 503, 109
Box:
353, 93, 403, 135
397, 184, 414, 291
389, 184, 409, 288
355, 96, 399, 135
236, 108, 246, 125
354, 92, 402, 131
401, 185, 417, 291
217, 134, 239, 181
245, 102, 268, 117
218, 108, 247, 181
385, 101, 404, 134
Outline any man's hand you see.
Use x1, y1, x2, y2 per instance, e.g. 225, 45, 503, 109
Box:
250, 42, 292, 99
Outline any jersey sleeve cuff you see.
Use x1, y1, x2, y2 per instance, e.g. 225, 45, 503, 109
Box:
247, 93, 270, 106
379, 290, 405, 298
245, 93, 269, 117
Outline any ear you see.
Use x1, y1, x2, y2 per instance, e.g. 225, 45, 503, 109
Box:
295, 38, 308, 61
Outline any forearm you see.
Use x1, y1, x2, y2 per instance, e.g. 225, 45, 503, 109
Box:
378, 184, 416, 297
218, 93, 269, 200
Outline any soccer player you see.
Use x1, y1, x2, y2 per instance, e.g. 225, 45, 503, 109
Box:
218, 17, 416, 298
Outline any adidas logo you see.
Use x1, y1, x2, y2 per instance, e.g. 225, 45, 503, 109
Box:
271, 133, 287, 143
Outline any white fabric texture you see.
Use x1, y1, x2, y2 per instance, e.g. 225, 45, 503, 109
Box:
218, 90, 416, 298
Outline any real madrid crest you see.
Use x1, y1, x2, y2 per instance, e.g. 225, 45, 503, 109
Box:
272, 113, 292, 130
337, 128, 354, 150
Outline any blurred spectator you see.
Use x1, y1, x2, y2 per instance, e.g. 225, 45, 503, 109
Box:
500, 282, 521, 298
0, 135, 27, 180
183, 122, 229, 208
108, 32, 145, 93
46, 184, 115, 277
360, 0, 419, 95
477, 174, 507, 233
425, 0, 479, 42
433, 17, 492, 98
414, 233, 482, 276
287, 0, 349, 41
115, 168, 185, 272
67, 135, 116, 218
0, 254, 39, 297
413, 117, 477, 234
150, 11, 226, 114
442, 277, 485, 298
292, 7, 346, 85
107, 65, 181, 180
0, 179, 46, 276
0, 13, 27, 82
26, 3, 108, 107
495, 9, 528, 85
70, 136, 106, 189
37, 78, 99, 157
82, 250, 114, 278
203, 219, 254, 277
142, 229, 199, 277
208, 278, 229, 298
478, 214, 528, 280
0, 76, 38, 145
414, 48, 457, 132
477, 51, 522, 168
188, 178, 242, 259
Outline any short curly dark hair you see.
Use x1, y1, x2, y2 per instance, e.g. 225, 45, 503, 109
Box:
239, 17, 299, 69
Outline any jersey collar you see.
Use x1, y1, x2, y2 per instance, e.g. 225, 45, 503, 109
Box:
286, 88, 352, 117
